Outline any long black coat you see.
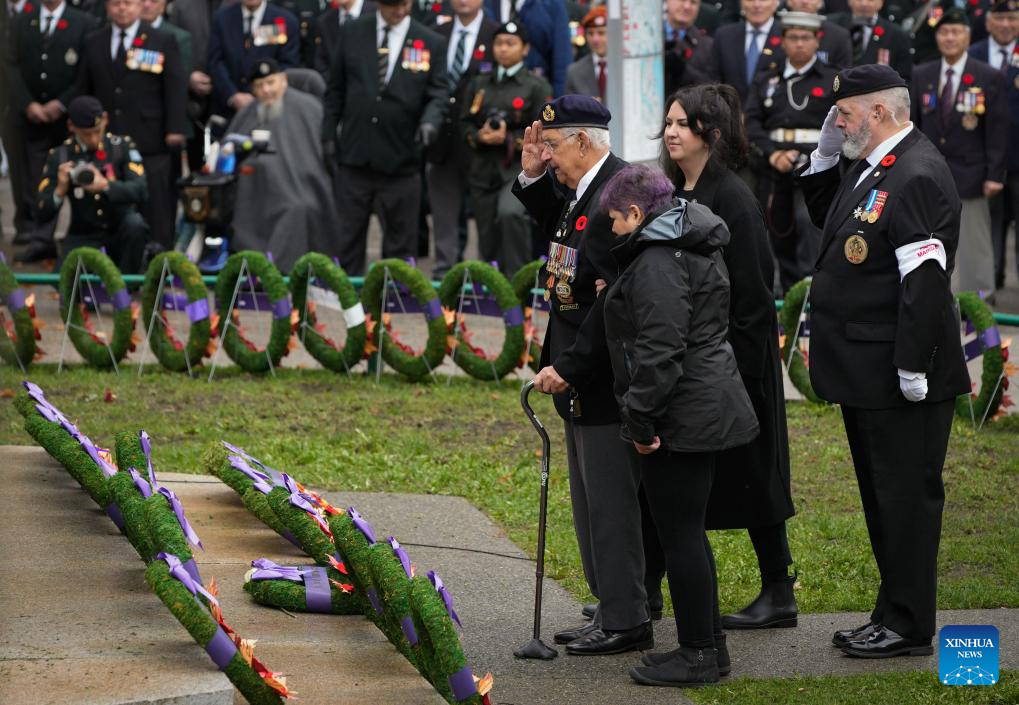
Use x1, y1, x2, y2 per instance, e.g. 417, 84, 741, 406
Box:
681, 161, 794, 528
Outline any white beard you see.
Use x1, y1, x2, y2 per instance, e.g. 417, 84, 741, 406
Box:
842, 120, 872, 161
256, 98, 284, 126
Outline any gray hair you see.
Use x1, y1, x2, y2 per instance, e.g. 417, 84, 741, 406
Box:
863, 86, 911, 126
561, 126, 611, 150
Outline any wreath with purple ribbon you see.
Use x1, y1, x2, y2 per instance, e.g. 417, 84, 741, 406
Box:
214, 251, 292, 373
955, 292, 1006, 423
780, 278, 825, 404
438, 261, 525, 381
0, 258, 38, 367
58, 246, 135, 369
140, 251, 211, 372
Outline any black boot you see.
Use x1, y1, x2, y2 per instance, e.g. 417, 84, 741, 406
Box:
640, 633, 730, 676
721, 575, 797, 629
629, 646, 719, 687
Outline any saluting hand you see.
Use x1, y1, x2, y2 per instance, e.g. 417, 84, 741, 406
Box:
521, 120, 547, 178
817, 105, 844, 158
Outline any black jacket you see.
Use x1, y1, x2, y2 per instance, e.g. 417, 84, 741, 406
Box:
828, 12, 913, 80
603, 200, 759, 452
312, 3, 378, 78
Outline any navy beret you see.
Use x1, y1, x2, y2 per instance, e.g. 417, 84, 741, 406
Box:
990, 0, 1019, 13
67, 95, 105, 128
495, 20, 529, 42
934, 6, 970, 28
248, 58, 282, 83
539, 94, 611, 130
832, 64, 907, 101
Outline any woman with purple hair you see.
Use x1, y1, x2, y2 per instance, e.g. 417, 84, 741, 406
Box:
599, 164, 759, 687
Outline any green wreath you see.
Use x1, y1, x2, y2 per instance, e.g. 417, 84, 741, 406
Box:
289, 253, 366, 373
361, 259, 447, 381
329, 511, 384, 624
214, 251, 291, 373
409, 575, 483, 704
265, 485, 337, 566
141, 251, 211, 372
510, 260, 546, 373
243, 563, 362, 615
955, 292, 1006, 422
438, 262, 525, 380
780, 278, 825, 404
367, 539, 420, 666
0, 259, 38, 367
58, 247, 134, 369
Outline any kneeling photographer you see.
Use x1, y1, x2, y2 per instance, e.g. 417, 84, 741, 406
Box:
35, 96, 149, 273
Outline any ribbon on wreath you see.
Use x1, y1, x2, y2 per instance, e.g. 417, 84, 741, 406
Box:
158, 552, 217, 604
387, 536, 412, 579
427, 570, 462, 627
347, 507, 376, 544
448, 666, 478, 701
129, 467, 154, 498
157, 553, 236, 669
282, 473, 331, 534
963, 320, 1002, 362
250, 557, 306, 582
157, 486, 204, 551
222, 440, 284, 485
228, 454, 273, 494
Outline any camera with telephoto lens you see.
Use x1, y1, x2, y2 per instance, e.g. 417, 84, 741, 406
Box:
69, 162, 96, 186
486, 109, 508, 130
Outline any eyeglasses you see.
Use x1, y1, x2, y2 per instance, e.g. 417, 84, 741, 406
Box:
541, 134, 578, 153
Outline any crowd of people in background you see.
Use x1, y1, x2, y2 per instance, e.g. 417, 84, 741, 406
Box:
2, 0, 1018, 296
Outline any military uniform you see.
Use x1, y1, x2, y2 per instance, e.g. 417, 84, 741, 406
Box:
272, 0, 324, 67
313, 1, 378, 77
462, 60, 551, 275
828, 12, 913, 80
746, 52, 837, 292
906, 0, 992, 64
37, 132, 149, 273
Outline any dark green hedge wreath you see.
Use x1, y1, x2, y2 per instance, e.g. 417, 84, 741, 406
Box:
288, 252, 366, 373
214, 251, 291, 373
955, 292, 1006, 422
409, 575, 483, 704
144, 490, 197, 567
329, 512, 384, 624
510, 260, 546, 373
780, 278, 825, 405
265, 485, 337, 566
108, 470, 155, 560
438, 262, 525, 380
243, 563, 361, 615
367, 540, 420, 667
58, 247, 134, 368
141, 251, 211, 372
361, 259, 447, 381
0, 259, 38, 367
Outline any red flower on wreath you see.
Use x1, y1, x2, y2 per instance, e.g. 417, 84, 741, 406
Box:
880, 154, 896, 167
769, 35, 781, 47
132, 36, 144, 47
873, 25, 885, 37
811, 87, 824, 97
413, 38, 424, 49
576, 215, 588, 231
95, 149, 107, 161
56, 18, 68, 30
512, 96, 524, 109
22, 2, 33, 13
962, 73, 974, 85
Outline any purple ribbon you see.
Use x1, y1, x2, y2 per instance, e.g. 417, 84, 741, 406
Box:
22, 381, 44, 397
963, 321, 1003, 362
59, 417, 81, 439
303, 567, 332, 613
387, 537, 412, 579
205, 626, 238, 670
79, 435, 117, 478
250, 557, 305, 582
271, 297, 291, 320
281, 473, 299, 495
423, 297, 443, 322
401, 615, 419, 645
503, 305, 524, 327
447, 667, 477, 701
139, 431, 157, 488
222, 441, 284, 485
182, 557, 202, 585
367, 588, 383, 615
288, 491, 330, 533
157, 552, 217, 604
185, 297, 209, 323
106, 503, 125, 531
427, 571, 461, 627
129, 467, 154, 498
227, 455, 272, 494
347, 507, 376, 544
6, 288, 26, 312
162, 292, 189, 311
157, 487, 204, 551
111, 288, 131, 311
35, 403, 60, 424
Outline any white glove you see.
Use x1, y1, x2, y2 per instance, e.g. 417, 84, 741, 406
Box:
817, 105, 844, 158
898, 369, 928, 402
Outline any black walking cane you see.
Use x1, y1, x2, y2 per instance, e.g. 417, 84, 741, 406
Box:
513, 380, 558, 660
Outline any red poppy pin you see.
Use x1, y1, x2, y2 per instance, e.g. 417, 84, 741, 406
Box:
818, 30, 825, 39
575, 215, 588, 231
512, 97, 524, 109
274, 16, 285, 24
811, 87, 824, 97
962, 73, 974, 85
968, 0, 978, 6
683, 47, 693, 59
431, 2, 442, 11
769, 36, 781, 47
413, 38, 424, 49
22, 2, 33, 13
880, 155, 896, 167
133, 36, 144, 47
56, 18, 68, 30
473, 47, 485, 60
95, 149, 107, 161
873, 25, 885, 37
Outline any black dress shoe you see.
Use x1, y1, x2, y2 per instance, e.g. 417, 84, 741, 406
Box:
838, 625, 933, 658
565, 621, 653, 655
554, 621, 597, 645
832, 622, 877, 647
641, 637, 731, 676
581, 603, 597, 620
630, 646, 719, 687
14, 241, 57, 264
721, 575, 798, 629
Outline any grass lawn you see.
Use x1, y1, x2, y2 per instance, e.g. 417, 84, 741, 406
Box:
2, 366, 1017, 704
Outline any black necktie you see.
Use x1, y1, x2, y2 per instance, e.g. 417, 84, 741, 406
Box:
244, 13, 252, 38
42, 14, 52, 36
449, 29, 467, 90
116, 28, 127, 64
378, 25, 391, 89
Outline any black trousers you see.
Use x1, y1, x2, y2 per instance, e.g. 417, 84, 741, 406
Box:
140, 151, 176, 250
989, 170, 1019, 286
2, 115, 33, 236
841, 400, 955, 641
639, 448, 720, 648
334, 165, 420, 276
25, 120, 69, 247
57, 212, 149, 274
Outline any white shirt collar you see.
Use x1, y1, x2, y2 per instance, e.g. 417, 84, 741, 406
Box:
338, 0, 365, 22
747, 16, 774, 37
863, 123, 913, 172
575, 151, 611, 202
783, 55, 817, 79
111, 19, 141, 44
377, 13, 410, 37
452, 12, 483, 37
243, 1, 267, 28
11, 0, 28, 12
990, 37, 1016, 61
940, 54, 967, 78
151, 15, 163, 28
40, 1, 65, 24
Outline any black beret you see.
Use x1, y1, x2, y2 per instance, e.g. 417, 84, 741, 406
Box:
990, 0, 1017, 12
832, 64, 907, 101
539, 94, 611, 129
247, 58, 282, 83
495, 20, 529, 42
67, 95, 105, 128
934, 6, 970, 28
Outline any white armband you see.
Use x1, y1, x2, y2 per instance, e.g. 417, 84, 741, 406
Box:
343, 301, 366, 328
895, 237, 946, 281
517, 171, 544, 188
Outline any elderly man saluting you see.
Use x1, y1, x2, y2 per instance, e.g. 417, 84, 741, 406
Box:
515, 96, 653, 656
797, 64, 970, 658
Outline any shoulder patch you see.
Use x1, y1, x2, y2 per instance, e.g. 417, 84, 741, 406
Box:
129, 162, 145, 176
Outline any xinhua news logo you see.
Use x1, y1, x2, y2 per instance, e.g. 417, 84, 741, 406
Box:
939, 625, 999, 685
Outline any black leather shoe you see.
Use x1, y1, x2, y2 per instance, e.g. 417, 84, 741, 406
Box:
14, 241, 57, 264
838, 626, 933, 658
554, 621, 597, 645
832, 622, 877, 647
721, 575, 798, 629
581, 603, 597, 620
642, 634, 730, 676
566, 621, 653, 655
630, 646, 719, 687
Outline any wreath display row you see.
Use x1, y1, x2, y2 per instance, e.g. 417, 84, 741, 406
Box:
289, 252, 367, 373
140, 251, 212, 372
215, 251, 292, 373
58, 247, 135, 369
1, 258, 41, 367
